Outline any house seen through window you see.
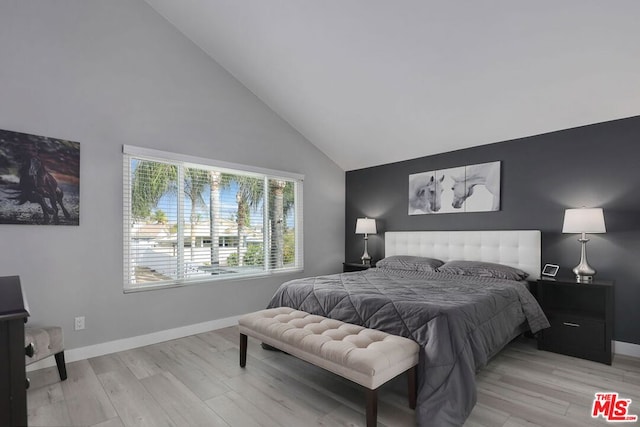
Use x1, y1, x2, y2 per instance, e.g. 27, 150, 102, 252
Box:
123, 146, 303, 291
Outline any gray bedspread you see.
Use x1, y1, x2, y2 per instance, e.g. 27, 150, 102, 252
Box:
267, 268, 549, 427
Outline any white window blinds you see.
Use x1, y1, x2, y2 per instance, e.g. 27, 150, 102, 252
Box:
123, 146, 303, 292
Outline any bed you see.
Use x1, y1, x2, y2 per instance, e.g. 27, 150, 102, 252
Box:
267, 230, 549, 427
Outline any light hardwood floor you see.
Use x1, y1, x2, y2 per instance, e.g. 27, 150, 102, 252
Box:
27, 327, 640, 427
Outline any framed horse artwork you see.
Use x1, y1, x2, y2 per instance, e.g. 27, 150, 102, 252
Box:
408, 161, 500, 215
0, 128, 80, 225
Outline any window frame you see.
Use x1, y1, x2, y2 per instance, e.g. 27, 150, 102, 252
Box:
123, 145, 304, 293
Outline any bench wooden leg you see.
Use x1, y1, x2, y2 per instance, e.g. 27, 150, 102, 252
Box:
407, 365, 417, 409
239, 333, 248, 367
366, 388, 378, 427
54, 351, 67, 381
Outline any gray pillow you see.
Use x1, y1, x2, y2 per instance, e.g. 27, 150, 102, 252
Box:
437, 260, 528, 281
376, 255, 444, 272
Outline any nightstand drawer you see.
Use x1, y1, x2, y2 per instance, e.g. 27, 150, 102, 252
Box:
541, 313, 605, 353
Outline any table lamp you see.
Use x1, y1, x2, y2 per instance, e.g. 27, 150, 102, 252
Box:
355, 218, 376, 265
562, 207, 606, 282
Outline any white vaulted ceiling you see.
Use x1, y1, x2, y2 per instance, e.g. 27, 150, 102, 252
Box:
145, 0, 640, 171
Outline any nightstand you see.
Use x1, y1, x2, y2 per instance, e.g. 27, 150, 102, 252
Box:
343, 262, 373, 272
536, 277, 613, 365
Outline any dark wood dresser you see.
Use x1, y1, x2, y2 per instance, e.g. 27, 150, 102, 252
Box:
0, 276, 30, 426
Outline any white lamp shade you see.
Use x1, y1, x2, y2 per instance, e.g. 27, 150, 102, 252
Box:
562, 208, 606, 234
355, 218, 377, 235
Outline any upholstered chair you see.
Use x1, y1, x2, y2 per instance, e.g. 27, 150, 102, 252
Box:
24, 326, 67, 381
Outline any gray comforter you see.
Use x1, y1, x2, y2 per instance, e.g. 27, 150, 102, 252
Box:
267, 267, 549, 427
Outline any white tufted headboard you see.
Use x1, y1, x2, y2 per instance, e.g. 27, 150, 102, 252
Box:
384, 230, 541, 280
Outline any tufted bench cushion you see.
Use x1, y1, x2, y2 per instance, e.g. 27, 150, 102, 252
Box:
238, 307, 419, 427
24, 326, 67, 381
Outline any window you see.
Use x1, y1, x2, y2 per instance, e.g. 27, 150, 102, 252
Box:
123, 146, 303, 292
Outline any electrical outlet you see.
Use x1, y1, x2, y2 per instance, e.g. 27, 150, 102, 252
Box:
74, 316, 85, 331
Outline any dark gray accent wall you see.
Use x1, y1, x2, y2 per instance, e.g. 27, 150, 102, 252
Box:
346, 116, 640, 345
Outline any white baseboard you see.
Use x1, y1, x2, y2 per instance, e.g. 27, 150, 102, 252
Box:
613, 340, 640, 358
27, 314, 242, 372
28, 320, 640, 372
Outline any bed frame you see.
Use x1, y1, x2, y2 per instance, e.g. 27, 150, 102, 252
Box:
385, 230, 541, 280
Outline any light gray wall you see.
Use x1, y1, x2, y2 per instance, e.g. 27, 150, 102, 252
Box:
0, 0, 344, 349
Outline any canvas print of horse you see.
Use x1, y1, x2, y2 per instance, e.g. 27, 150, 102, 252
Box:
0, 129, 80, 225
408, 161, 500, 215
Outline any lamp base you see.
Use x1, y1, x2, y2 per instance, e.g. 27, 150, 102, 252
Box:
361, 235, 371, 265
575, 273, 593, 283
573, 236, 596, 283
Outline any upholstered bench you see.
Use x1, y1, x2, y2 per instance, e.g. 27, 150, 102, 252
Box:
24, 326, 67, 381
238, 307, 419, 427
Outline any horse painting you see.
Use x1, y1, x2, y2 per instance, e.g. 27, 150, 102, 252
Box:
0, 128, 79, 225
18, 154, 71, 224
408, 173, 445, 214
451, 161, 500, 211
